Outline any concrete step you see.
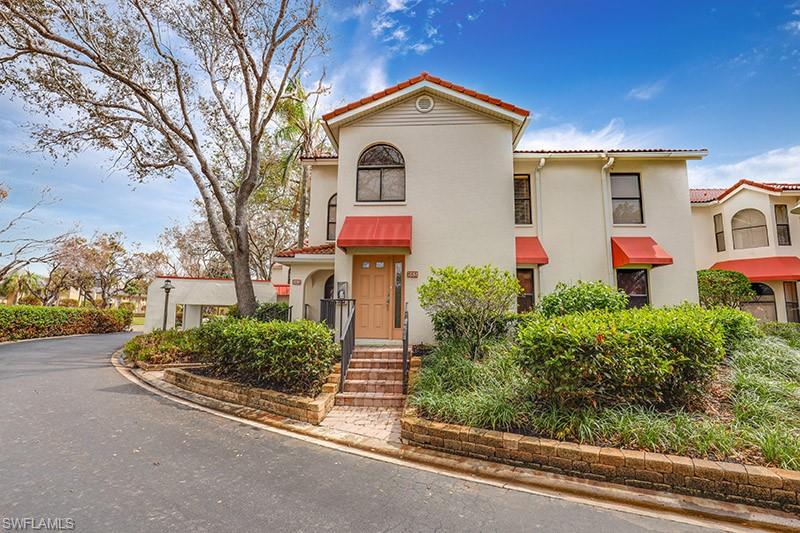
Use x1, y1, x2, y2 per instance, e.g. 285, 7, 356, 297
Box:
348, 358, 403, 370
351, 349, 404, 360
345, 368, 404, 381
334, 392, 406, 407
343, 379, 404, 394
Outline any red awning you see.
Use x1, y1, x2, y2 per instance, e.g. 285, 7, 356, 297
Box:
337, 216, 412, 250
272, 284, 290, 297
611, 237, 673, 268
516, 236, 548, 265
711, 256, 800, 282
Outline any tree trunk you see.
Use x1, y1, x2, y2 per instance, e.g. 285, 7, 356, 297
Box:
297, 164, 308, 246
231, 239, 257, 316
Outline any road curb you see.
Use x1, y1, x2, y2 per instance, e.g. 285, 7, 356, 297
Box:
110, 350, 800, 532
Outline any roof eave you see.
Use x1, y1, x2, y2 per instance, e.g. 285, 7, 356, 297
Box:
513, 149, 709, 160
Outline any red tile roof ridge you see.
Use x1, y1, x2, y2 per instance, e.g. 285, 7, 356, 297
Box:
322, 72, 530, 121
274, 242, 335, 258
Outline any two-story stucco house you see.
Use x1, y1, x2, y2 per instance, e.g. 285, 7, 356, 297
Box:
691, 179, 800, 322
276, 73, 706, 345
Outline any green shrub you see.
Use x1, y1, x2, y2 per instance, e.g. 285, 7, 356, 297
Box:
418, 265, 521, 358
517, 306, 725, 408
195, 318, 337, 396
538, 280, 628, 318
118, 302, 135, 313
124, 329, 200, 364
17, 295, 41, 305
59, 298, 79, 307
703, 305, 761, 351
0, 305, 132, 341
697, 269, 755, 308
253, 301, 291, 322
760, 322, 800, 349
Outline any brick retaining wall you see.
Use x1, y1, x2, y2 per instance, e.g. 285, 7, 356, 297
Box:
164, 368, 336, 425
401, 407, 800, 513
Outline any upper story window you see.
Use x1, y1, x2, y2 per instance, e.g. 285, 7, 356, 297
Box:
775, 205, 791, 246
714, 213, 725, 252
611, 173, 643, 224
514, 174, 532, 225
326, 194, 337, 241
356, 144, 405, 202
732, 209, 768, 249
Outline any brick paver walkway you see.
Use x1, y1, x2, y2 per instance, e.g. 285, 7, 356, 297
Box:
320, 406, 402, 443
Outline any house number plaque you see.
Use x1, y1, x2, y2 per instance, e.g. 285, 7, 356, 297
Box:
406, 270, 419, 278
292, 279, 301, 285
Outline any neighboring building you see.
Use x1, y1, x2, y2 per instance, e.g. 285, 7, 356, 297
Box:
277, 72, 706, 344
691, 179, 800, 322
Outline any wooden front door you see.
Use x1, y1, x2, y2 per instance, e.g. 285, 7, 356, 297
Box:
353, 255, 392, 339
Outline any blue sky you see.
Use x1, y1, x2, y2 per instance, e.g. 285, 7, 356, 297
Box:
2, 0, 800, 253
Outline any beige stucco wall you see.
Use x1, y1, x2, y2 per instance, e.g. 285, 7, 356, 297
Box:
297, 96, 701, 343
308, 165, 338, 245
332, 106, 516, 343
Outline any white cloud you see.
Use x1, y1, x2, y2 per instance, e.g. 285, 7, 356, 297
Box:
626, 80, 665, 101
517, 119, 656, 150
786, 20, 800, 34
385, 0, 420, 13
690, 146, 800, 187
371, 14, 397, 36
408, 42, 432, 54
386, 26, 410, 42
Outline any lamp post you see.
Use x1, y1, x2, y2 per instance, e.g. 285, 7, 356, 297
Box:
161, 279, 173, 330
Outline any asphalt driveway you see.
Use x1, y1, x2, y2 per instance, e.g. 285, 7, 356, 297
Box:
0, 334, 710, 532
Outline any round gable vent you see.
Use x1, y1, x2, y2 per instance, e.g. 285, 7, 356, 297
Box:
415, 95, 434, 113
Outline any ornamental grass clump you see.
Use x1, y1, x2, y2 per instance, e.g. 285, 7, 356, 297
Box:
195, 318, 337, 396
516, 305, 726, 408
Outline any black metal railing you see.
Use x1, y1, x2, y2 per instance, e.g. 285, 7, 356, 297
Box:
401, 302, 410, 394
320, 298, 355, 340
339, 304, 356, 390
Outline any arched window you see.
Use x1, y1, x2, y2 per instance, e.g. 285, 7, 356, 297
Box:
741, 283, 777, 322
731, 209, 769, 249
356, 144, 405, 202
326, 194, 337, 241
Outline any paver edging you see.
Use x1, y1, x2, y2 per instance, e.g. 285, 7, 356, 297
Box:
164, 367, 337, 425
134, 360, 209, 371
399, 406, 800, 515
118, 353, 800, 531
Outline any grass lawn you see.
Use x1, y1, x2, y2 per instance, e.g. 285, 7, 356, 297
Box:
410, 333, 800, 470
131, 315, 145, 326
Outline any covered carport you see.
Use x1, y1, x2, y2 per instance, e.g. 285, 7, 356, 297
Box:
143, 276, 287, 332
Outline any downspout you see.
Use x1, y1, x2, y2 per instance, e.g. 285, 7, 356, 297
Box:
534, 157, 546, 299
601, 155, 616, 285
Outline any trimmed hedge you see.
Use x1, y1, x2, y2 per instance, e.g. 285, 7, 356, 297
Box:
123, 329, 200, 364
195, 318, 337, 396
0, 305, 132, 342
538, 281, 629, 318
517, 305, 726, 408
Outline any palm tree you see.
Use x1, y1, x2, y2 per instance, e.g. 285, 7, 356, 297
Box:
273, 77, 330, 247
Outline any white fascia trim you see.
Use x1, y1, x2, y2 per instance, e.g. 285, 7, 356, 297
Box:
300, 158, 338, 165
513, 150, 709, 160
274, 255, 335, 265
322, 121, 338, 151
512, 115, 531, 149
325, 81, 529, 127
